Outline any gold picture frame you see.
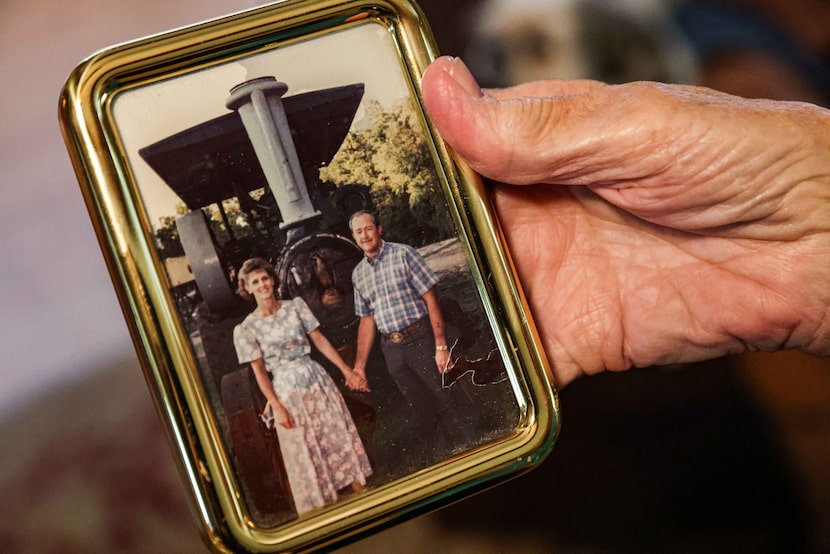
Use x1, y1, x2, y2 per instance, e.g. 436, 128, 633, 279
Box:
59, 0, 559, 551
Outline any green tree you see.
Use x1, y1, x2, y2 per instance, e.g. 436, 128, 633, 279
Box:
153, 199, 253, 260
154, 202, 189, 258
320, 99, 454, 246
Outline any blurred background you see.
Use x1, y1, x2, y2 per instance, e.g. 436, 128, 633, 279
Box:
1, 0, 829, 552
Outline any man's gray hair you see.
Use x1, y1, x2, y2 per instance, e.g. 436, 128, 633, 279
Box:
348, 210, 379, 229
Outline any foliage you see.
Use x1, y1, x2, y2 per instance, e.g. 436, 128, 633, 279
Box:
320, 99, 454, 247
153, 202, 188, 258
153, 199, 252, 258
153, 100, 455, 259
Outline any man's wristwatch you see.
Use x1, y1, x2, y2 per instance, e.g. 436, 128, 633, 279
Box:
435, 345, 448, 351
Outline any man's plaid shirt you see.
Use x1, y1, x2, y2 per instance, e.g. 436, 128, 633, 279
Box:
352, 240, 438, 335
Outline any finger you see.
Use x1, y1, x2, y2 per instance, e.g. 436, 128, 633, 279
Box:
484, 78, 607, 101
421, 56, 663, 187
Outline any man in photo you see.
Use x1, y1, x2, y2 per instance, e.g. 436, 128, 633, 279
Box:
349, 210, 466, 465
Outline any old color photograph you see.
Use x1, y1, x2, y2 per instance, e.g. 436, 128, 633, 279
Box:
111, 21, 520, 527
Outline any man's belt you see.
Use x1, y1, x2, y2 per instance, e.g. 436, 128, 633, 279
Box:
382, 317, 426, 343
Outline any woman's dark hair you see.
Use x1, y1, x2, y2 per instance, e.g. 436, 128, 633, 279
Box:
236, 257, 279, 301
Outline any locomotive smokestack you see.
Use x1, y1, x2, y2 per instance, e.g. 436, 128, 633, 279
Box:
226, 77, 320, 231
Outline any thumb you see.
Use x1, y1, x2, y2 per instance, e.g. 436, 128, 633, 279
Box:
421, 56, 614, 185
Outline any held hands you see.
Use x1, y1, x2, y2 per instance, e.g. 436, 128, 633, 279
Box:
421, 56, 830, 387
343, 367, 370, 392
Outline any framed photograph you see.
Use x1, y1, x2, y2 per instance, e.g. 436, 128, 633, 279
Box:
59, 0, 559, 551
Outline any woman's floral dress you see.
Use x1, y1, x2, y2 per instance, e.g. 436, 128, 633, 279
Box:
233, 297, 372, 514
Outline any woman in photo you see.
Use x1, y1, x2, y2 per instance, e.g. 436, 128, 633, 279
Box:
232, 257, 372, 515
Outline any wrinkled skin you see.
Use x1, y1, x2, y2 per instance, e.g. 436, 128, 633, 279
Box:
421, 56, 830, 387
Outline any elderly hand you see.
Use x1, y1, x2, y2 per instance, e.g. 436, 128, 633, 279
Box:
421, 56, 830, 387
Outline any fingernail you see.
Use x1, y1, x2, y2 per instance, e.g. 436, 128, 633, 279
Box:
447, 57, 482, 98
